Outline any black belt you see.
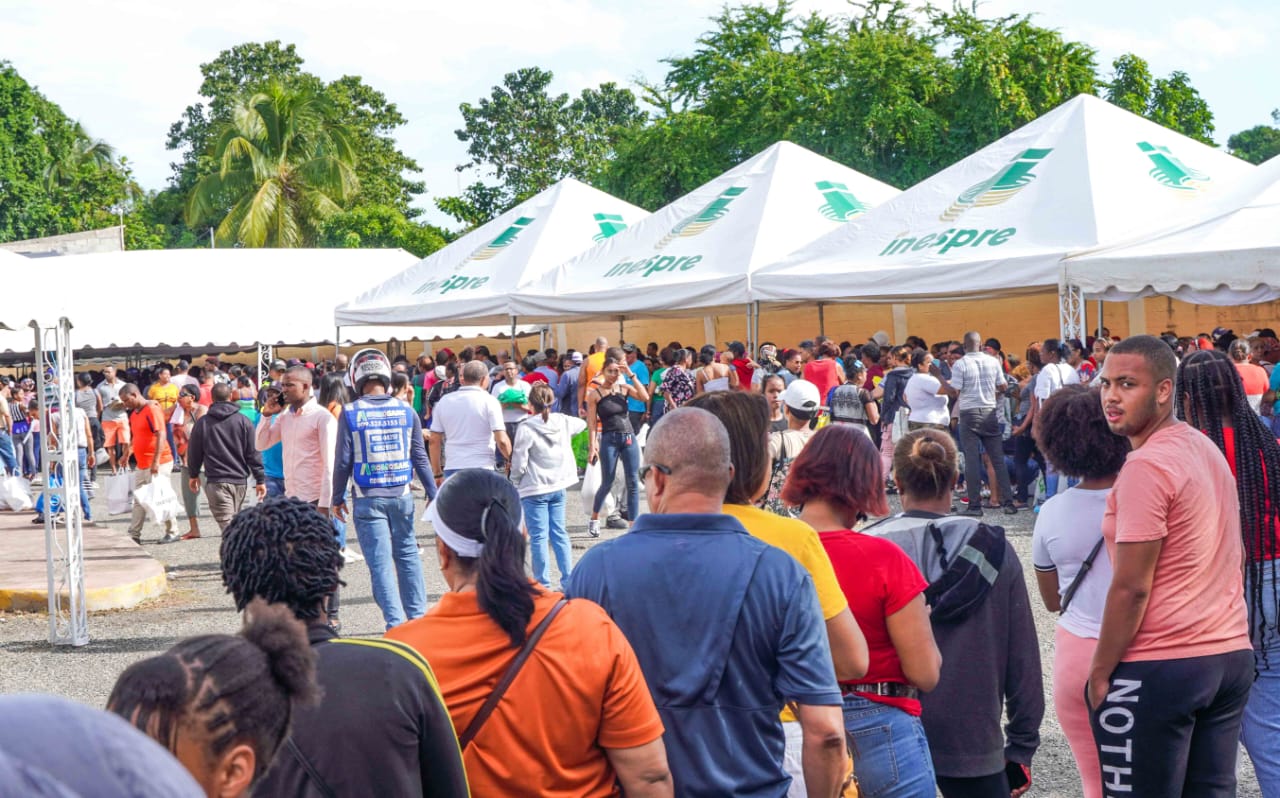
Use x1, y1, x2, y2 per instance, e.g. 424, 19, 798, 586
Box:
841, 682, 919, 700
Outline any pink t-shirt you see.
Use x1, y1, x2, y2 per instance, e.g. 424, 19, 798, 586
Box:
1102, 422, 1251, 662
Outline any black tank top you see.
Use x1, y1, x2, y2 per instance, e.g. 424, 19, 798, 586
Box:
595, 389, 632, 434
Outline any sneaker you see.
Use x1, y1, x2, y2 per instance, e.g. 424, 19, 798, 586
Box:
130, 533, 142, 544
958, 507, 984, 518
342, 547, 365, 563
158, 531, 182, 544
31, 515, 44, 524
587, 519, 601, 538
1002, 503, 1018, 515
606, 517, 628, 530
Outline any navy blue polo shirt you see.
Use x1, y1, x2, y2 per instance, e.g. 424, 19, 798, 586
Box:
566, 512, 840, 797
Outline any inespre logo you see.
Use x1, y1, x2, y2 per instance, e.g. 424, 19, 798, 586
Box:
593, 212, 628, 241
465, 216, 535, 262
877, 148, 1053, 258
1139, 142, 1209, 191
654, 187, 747, 250
817, 180, 870, 221
941, 149, 1051, 222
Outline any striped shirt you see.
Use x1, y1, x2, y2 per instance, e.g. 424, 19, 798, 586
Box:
949, 352, 1007, 411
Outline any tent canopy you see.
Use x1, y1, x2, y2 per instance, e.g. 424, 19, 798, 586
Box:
752, 94, 1255, 304
1065, 154, 1280, 305
0, 248, 425, 356
510, 141, 901, 323
335, 178, 647, 328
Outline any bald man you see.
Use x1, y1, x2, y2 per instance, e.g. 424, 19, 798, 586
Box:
566, 408, 846, 797
578, 335, 610, 415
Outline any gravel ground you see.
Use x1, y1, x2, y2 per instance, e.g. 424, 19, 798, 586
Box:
0, 472, 1262, 796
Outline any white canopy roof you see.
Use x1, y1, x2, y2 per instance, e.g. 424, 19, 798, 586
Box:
1065, 154, 1280, 304
511, 141, 901, 322
753, 94, 1254, 304
0, 248, 427, 355
335, 178, 647, 327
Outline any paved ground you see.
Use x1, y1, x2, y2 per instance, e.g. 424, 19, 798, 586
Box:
0, 471, 1262, 796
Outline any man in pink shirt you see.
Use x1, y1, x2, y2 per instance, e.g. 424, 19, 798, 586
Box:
255, 366, 336, 515
1090, 335, 1253, 797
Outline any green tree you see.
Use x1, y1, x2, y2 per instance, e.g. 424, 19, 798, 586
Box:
318, 204, 449, 258
186, 81, 359, 247
440, 66, 644, 226
158, 41, 424, 247
1228, 109, 1280, 164
1103, 54, 1215, 144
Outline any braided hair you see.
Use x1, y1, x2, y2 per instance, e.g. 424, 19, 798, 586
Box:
220, 497, 345, 622
1176, 348, 1280, 664
435, 468, 539, 647
107, 599, 319, 783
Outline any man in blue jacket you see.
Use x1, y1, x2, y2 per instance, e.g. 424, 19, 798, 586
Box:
332, 349, 437, 631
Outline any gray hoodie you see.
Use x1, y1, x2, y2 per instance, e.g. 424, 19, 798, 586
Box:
509, 412, 588, 498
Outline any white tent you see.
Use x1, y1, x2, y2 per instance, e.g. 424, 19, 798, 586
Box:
335, 178, 647, 329
752, 95, 1255, 305
1066, 154, 1280, 304
510, 141, 901, 322
0, 248, 421, 356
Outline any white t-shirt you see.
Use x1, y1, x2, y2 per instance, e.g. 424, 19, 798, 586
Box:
1032, 486, 1113, 639
903, 373, 950, 426
1034, 362, 1080, 401
430, 386, 505, 470
51, 407, 89, 450
490, 379, 532, 424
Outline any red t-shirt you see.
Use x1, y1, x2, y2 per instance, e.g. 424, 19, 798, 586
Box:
731, 358, 754, 390
803, 359, 842, 405
820, 529, 929, 715
523, 372, 549, 386
1236, 362, 1269, 398
863, 365, 885, 391
1220, 426, 1280, 560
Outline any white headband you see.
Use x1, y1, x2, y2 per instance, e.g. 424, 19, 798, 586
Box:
425, 499, 484, 558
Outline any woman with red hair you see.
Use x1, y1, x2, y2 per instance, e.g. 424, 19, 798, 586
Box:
783, 424, 942, 798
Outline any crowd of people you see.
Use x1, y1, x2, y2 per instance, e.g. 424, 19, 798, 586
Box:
1, 323, 1279, 798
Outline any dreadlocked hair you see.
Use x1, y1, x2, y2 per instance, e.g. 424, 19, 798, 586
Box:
436, 468, 540, 647
220, 497, 344, 621
107, 599, 320, 782
1177, 348, 1280, 665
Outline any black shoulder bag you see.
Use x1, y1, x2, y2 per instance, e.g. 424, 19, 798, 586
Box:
1060, 538, 1105, 614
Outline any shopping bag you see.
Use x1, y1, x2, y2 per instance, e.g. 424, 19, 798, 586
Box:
34, 473, 63, 516
571, 430, 589, 471
133, 478, 179, 525
104, 472, 134, 515
579, 459, 616, 518
0, 476, 33, 512
95, 447, 109, 464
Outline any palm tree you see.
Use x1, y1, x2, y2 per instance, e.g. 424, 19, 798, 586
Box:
186, 81, 359, 247
43, 120, 117, 191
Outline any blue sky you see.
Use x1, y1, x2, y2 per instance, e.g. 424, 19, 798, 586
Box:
1, 0, 1275, 227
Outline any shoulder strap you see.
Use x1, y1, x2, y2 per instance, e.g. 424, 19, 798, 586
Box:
458, 598, 568, 749
1060, 537, 1105, 613
285, 738, 337, 798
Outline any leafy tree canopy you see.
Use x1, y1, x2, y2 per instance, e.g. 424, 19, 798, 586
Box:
1227, 109, 1280, 165
1104, 54, 1215, 144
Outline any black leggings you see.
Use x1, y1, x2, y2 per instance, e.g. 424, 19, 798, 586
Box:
936, 771, 1008, 798
1089, 649, 1253, 797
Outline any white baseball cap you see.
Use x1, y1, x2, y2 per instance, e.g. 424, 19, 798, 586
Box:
782, 379, 821, 412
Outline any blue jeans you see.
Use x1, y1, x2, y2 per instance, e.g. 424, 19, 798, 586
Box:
76, 448, 91, 522
353, 494, 426, 630
1243, 567, 1280, 795
0, 430, 17, 475
594, 430, 639, 519
523, 490, 571, 588
843, 693, 936, 798
265, 475, 286, 497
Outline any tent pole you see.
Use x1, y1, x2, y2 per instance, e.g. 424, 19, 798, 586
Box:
510, 317, 518, 351
335, 326, 341, 363
1097, 300, 1103, 338
818, 303, 825, 337
618, 318, 624, 347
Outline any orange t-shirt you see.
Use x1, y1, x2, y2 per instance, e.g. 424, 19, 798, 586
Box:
1236, 362, 1269, 398
386, 589, 663, 797
1102, 422, 1251, 662
581, 351, 607, 390
129, 402, 173, 470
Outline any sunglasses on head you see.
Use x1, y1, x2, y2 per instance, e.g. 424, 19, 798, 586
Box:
639, 463, 672, 481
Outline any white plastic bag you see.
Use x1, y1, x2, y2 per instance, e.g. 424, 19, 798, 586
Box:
579, 459, 616, 518
104, 472, 134, 515
133, 477, 179, 524
0, 476, 33, 512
